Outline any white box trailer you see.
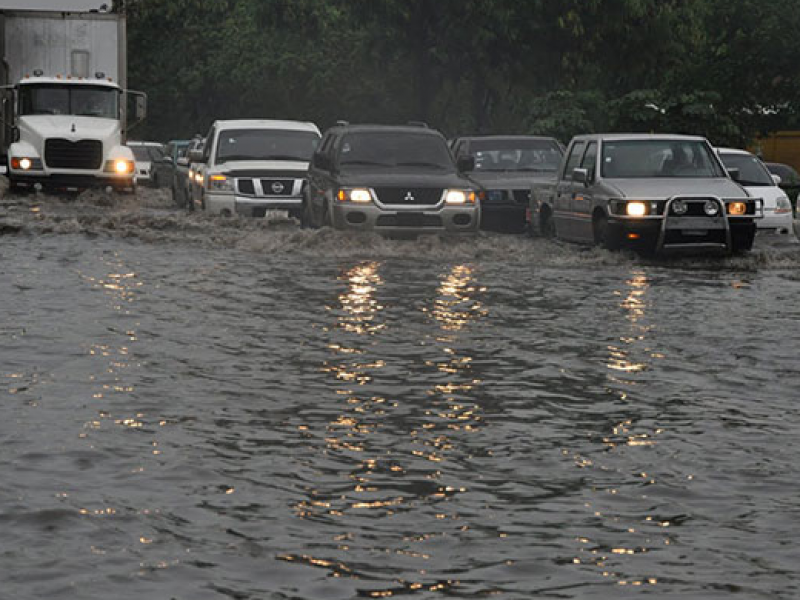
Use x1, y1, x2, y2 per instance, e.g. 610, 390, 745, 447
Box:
0, 7, 145, 192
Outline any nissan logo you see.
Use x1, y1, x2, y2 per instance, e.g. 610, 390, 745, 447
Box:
404, 191, 415, 202
271, 181, 285, 194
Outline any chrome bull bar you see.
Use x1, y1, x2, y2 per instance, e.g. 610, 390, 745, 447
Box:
656, 195, 758, 253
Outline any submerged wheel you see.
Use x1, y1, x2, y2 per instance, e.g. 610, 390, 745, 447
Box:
593, 213, 622, 250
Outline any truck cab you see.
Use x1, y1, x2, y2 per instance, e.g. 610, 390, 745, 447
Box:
5, 75, 137, 192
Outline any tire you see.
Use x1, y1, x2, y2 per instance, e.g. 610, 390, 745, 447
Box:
593, 213, 622, 250
539, 208, 556, 238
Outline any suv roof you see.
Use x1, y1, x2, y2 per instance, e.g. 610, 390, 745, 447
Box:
574, 133, 707, 143
213, 119, 320, 134
326, 123, 443, 136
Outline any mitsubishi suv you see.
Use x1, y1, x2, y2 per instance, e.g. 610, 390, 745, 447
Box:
303, 123, 480, 234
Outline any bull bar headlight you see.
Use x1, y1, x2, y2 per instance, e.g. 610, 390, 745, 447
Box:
626, 201, 647, 217
727, 202, 747, 216
445, 189, 477, 205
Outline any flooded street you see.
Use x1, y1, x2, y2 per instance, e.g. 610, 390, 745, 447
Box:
2, 188, 800, 599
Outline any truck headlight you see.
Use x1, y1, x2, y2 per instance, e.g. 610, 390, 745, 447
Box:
626, 201, 647, 217
337, 188, 373, 203
11, 157, 43, 171
445, 189, 477, 205
208, 174, 233, 192
104, 159, 134, 174
727, 202, 747, 216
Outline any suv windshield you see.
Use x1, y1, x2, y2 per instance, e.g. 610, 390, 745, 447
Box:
601, 140, 726, 179
215, 129, 319, 163
19, 84, 119, 119
469, 138, 563, 172
338, 132, 454, 170
719, 153, 774, 186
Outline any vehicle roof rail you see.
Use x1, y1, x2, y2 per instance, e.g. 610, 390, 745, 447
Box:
407, 121, 429, 128
335, 120, 350, 127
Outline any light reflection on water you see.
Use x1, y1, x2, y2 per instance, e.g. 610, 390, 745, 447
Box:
2, 206, 800, 599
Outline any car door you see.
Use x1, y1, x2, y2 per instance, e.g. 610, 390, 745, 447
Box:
571, 141, 598, 242
554, 140, 586, 240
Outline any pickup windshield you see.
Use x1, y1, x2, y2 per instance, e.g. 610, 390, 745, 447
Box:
601, 140, 726, 179
19, 84, 119, 119
215, 129, 319, 164
338, 132, 454, 170
469, 138, 563, 172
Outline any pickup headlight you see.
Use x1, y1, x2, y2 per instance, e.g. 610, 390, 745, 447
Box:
626, 201, 647, 217
208, 174, 233, 192
103, 159, 135, 174
11, 157, 43, 171
445, 189, 477, 205
337, 188, 373, 203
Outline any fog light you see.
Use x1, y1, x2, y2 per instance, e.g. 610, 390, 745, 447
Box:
672, 200, 688, 215
704, 201, 720, 216
626, 201, 647, 217
727, 202, 747, 216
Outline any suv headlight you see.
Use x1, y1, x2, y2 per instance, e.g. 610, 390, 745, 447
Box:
445, 189, 477, 205
208, 174, 233, 192
337, 188, 373, 203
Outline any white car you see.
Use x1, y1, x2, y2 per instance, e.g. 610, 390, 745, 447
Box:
717, 148, 794, 236
127, 141, 166, 187
189, 119, 321, 218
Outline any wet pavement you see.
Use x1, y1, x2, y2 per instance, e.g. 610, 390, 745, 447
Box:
2, 187, 800, 599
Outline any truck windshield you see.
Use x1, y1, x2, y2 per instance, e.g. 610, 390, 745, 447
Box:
19, 84, 119, 119
601, 140, 726, 179
469, 138, 563, 172
338, 132, 454, 170
215, 129, 320, 163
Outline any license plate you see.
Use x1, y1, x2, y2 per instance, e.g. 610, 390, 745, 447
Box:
264, 209, 289, 219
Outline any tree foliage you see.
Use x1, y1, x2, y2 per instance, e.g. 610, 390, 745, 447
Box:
126, 0, 800, 146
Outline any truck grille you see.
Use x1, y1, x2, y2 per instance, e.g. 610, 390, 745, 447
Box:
260, 179, 294, 196
45, 139, 103, 170
374, 187, 443, 206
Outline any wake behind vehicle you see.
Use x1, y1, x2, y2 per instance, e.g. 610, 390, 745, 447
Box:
304, 123, 480, 235
451, 135, 564, 232
717, 148, 793, 237
0, 7, 146, 193
189, 119, 320, 218
530, 134, 762, 254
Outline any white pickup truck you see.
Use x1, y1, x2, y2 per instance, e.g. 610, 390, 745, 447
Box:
189, 119, 320, 218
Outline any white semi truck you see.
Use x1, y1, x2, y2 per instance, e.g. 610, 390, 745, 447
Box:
0, 5, 146, 193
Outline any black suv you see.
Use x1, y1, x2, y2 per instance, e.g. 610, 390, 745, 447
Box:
302, 123, 480, 234
451, 135, 564, 232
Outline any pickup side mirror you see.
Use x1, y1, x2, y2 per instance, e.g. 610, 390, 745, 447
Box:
772, 173, 782, 185
188, 148, 205, 163
572, 167, 589, 184
727, 167, 741, 182
457, 155, 475, 172
312, 151, 328, 170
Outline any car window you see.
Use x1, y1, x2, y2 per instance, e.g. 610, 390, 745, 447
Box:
469, 138, 563, 173
562, 141, 586, 180
215, 129, 319, 164
337, 132, 454, 170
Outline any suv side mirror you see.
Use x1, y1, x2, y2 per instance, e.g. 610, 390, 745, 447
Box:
457, 155, 475, 172
188, 148, 205, 163
572, 167, 589, 184
312, 151, 328, 170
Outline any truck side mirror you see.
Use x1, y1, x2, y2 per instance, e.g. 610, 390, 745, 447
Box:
572, 167, 589, 184
312, 151, 327, 170
188, 148, 205, 163
457, 155, 475, 172
135, 94, 147, 121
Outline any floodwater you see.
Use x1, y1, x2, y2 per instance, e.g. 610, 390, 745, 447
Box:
2, 187, 800, 600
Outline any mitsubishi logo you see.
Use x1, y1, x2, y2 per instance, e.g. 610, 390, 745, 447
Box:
271, 181, 285, 194
404, 191, 415, 202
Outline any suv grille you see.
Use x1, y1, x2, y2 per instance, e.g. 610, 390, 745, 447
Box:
374, 187, 443, 206
44, 139, 103, 170
260, 179, 294, 196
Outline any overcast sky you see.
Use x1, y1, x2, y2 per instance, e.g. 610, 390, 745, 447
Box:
0, 0, 106, 10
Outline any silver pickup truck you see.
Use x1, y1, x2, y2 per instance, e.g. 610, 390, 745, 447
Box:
530, 133, 762, 254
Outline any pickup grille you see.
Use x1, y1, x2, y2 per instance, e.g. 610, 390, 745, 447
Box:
45, 139, 103, 170
374, 187, 443, 206
260, 179, 294, 196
